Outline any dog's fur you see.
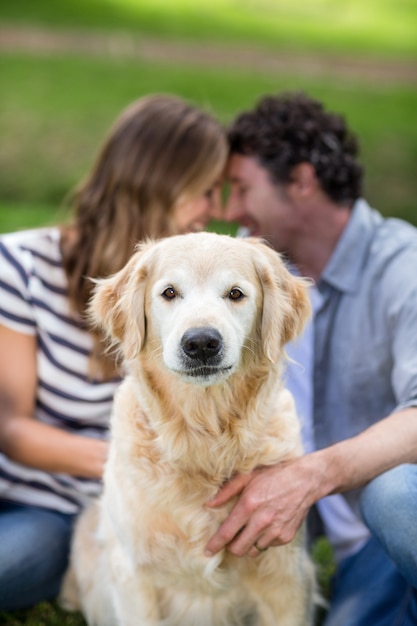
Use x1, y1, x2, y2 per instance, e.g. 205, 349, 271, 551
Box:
60, 232, 315, 626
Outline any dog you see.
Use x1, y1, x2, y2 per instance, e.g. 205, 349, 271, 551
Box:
60, 232, 315, 626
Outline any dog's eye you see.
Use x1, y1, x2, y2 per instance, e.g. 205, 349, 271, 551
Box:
228, 288, 245, 301
161, 287, 177, 300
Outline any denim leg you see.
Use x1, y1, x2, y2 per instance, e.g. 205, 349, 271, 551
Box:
0, 501, 76, 610
360, 464, 417, 589
323, 536, 416, 626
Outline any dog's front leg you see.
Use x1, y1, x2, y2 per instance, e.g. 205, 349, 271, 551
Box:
109, 542, 160, 626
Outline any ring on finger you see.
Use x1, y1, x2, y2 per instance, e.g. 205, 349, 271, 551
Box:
254, 541, 268, 553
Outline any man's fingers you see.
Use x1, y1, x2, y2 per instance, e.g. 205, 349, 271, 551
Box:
206, 472, 251, 508
221, 512, 269, 556
204, 504, 249, 556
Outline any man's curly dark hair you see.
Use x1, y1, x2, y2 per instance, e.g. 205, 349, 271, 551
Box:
228, 92, 364, 204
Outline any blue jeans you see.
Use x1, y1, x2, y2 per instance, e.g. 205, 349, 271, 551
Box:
0, 501, 76, 611
324, 464, 417, 626
360, 464, 417, 588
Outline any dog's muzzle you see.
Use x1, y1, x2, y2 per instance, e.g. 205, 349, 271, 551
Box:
181, 327, 223, 364
176, 326, 232, 382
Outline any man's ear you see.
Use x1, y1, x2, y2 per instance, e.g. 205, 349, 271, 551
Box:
290, 162, 318, 197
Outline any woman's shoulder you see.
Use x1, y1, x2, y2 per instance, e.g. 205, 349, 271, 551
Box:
0, 226, 61, 262
0, 225, 67, 304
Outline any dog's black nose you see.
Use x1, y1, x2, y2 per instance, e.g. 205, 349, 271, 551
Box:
181, 327, 222, 362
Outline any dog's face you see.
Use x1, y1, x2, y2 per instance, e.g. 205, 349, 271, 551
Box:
148, 256, 260, 385
91, 232, 310, 386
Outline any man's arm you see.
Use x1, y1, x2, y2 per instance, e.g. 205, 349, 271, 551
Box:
205, 407, 417, 557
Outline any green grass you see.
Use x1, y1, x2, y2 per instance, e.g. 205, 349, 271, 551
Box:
0, 203, 66, 234
1, 51, 416, 233
1, 0, 416, 231
1, 0, 417, 59
0, 603, 86, 625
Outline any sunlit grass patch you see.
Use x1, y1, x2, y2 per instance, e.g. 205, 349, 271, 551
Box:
1, 0, 416, 58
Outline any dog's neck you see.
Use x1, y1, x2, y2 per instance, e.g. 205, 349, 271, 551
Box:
124, 356, 296, 482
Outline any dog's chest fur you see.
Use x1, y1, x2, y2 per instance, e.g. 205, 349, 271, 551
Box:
102, 372, 301, 581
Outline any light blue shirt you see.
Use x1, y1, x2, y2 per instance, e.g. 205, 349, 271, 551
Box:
313, 198, 417, 516
286, 198, 417, 558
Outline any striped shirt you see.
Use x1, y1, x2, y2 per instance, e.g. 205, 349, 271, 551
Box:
0, 227, 120, 513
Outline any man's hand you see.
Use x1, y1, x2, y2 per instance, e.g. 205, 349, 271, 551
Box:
204, 408, 417, 559
205, 456, 322, 558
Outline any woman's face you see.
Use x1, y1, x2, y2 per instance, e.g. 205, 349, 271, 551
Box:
173, 181, 222, 234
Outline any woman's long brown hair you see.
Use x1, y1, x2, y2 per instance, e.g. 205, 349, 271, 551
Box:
60, 94, 227, 377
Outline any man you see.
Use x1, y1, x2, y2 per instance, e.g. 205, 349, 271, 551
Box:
205, 92, 417, 625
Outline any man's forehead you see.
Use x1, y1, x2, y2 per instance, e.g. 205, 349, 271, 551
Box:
227, 154, 253, 177
227, 153, 266, 183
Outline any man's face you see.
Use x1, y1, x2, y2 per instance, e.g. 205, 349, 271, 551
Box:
224, 154, 298, 252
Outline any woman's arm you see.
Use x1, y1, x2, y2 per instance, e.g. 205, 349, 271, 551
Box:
0, 324, 108, 478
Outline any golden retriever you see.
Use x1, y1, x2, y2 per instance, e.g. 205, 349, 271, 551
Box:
60, 232, 315, 626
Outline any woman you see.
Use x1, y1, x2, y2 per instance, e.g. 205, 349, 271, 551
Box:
0, 94, 227, 610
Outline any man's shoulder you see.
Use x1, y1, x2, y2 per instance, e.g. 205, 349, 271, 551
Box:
377, 215, 417, 241
367, 216, 417, 299
370, 215, 417, 261
351, 200, 417, 249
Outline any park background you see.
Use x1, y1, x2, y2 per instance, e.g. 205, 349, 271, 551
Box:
0, 0, 416, 624
1, 0, 416, 234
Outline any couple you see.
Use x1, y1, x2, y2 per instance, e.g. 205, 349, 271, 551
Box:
0, 92, 416, 625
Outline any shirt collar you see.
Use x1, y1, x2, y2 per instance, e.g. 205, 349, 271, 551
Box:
319, 198, 383, 294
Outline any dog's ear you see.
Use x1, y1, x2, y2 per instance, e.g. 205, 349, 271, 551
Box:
89, 242, 153, 360
249, 240, 311, 363
278, 267, 312, 345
